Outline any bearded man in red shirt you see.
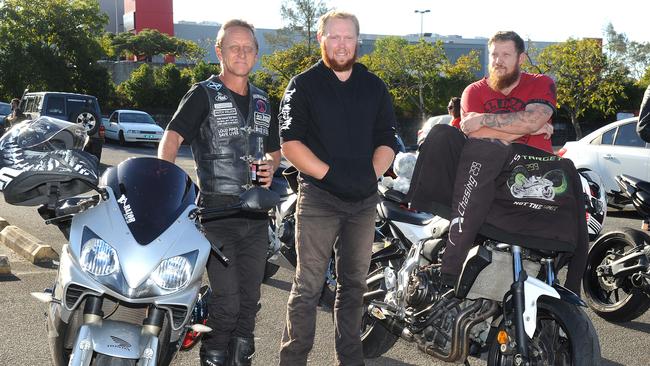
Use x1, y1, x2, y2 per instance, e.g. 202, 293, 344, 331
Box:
408, 31, 587, 295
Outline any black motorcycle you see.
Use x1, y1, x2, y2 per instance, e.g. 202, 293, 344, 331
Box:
361, 187, 601, 365
583, 174, 650, 322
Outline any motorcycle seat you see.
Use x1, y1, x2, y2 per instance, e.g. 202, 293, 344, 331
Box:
377, 200, 434, 226
381, 188, 407, 203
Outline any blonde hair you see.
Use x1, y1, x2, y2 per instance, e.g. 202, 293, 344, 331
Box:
216, 19, 259, 50
317, 10, 359, 37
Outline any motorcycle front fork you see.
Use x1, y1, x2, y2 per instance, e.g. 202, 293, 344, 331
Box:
510, 245, 529, 362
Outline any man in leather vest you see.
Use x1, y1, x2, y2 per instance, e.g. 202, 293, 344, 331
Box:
158, 19, 280, 366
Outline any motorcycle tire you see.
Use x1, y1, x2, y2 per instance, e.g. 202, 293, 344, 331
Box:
92, 353, 136, 365
360, 265, 398, 358
582, 228, 650, 323
487, 297, 601, 366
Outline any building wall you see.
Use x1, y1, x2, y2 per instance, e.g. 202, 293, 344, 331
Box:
99, 0, 125, 33
128, 0, 174, 35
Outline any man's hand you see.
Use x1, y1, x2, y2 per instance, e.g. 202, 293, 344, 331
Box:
256, 160, 274, 188
460, 112, 484, 134
531, 123, 554, 139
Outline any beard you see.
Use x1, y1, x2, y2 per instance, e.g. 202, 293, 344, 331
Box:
488, 65, 521, 91
321, 42, 357, 72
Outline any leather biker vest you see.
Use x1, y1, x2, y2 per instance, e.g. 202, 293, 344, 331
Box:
191, 76, 272, 198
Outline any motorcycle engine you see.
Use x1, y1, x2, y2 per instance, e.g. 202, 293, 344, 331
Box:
405, 264, 441, 309
406, 265, 458, 354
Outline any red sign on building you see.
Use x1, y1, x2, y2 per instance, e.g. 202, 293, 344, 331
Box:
123, 0, 175, 62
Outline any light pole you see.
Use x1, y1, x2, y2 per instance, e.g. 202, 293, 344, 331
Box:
114, 0, 119, 33
414, 9, 430, 38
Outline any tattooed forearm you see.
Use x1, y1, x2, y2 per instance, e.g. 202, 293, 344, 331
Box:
479, 104, 553, 134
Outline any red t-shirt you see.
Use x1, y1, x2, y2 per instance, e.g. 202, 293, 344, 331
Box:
461, 73, 557, 152
450, 117, 461, 129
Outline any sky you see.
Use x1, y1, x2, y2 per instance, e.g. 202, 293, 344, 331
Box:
172, 0, 648, 43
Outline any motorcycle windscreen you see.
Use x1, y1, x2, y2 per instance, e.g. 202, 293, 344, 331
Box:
100, 157, 198, 245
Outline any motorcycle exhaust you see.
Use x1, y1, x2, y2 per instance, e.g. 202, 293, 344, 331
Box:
363, 289, 386, 302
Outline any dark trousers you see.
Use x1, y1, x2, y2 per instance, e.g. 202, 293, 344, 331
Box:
408, 125, 588, 294
201, 215, 268, 350
445, 138, 510, 280
278, 182, 377, 366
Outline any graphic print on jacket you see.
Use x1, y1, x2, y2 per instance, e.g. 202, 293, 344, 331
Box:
506, 153, 568, 208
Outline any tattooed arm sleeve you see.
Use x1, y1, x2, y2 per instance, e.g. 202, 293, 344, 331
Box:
478, 103, 554, 135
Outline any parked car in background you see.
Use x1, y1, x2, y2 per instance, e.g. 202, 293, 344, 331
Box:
0, 101, 10, 136
416, 114, 453, 146
103, 109, 164, 146
20, 92, 104, 161
557, 117, 647, 207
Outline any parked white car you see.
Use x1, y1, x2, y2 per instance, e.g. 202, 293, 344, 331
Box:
558, 117, 648, 205
103, 109, 164, 145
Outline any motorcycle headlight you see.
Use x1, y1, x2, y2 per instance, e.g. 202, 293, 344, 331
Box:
151, 256, 192, 291
80, 239, 119, 276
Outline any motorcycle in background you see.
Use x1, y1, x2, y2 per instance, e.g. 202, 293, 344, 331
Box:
583, 174, 650, 322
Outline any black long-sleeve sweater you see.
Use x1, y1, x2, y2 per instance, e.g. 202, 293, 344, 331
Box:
279, 60, 398, 201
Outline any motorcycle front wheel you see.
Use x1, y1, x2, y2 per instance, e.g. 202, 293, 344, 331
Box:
92, 354, 136, 365
359, 265, 398, 358
582, 228, 650, 322
487, 297, 600, 366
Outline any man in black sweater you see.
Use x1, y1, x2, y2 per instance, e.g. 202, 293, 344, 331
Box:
277, 10, 398, 366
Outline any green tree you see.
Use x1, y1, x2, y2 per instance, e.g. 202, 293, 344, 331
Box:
639, 67, 650, 89
256, 43, 319, 103
111, 29, 204, 62
117, 63, 156, 109
360, 37, 480, 120
181, 61, 221, 84
266, 0, 329, 55
118, 63, 191, 110
535, 38, 626, 138
153, 63, 191, 108
0, 0, 111, 101
604, 23, 650, 81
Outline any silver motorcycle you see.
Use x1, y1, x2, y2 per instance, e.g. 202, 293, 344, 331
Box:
0, 117, 278, 365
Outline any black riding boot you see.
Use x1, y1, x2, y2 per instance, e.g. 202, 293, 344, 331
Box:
227, 337, 255, 366
200, 347, 227, 366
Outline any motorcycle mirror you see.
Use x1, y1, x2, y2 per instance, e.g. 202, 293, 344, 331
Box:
240, 187, 280, 212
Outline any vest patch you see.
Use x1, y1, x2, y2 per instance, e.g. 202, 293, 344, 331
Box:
254, 112, 271, 125
252, 93, 268, 102
214, 108, 237, 116
206, 81, 222, 91
215, 92, 228, 102
218, 127, 240, 137
214, 102, 233, 109
255, 99, 267, 113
